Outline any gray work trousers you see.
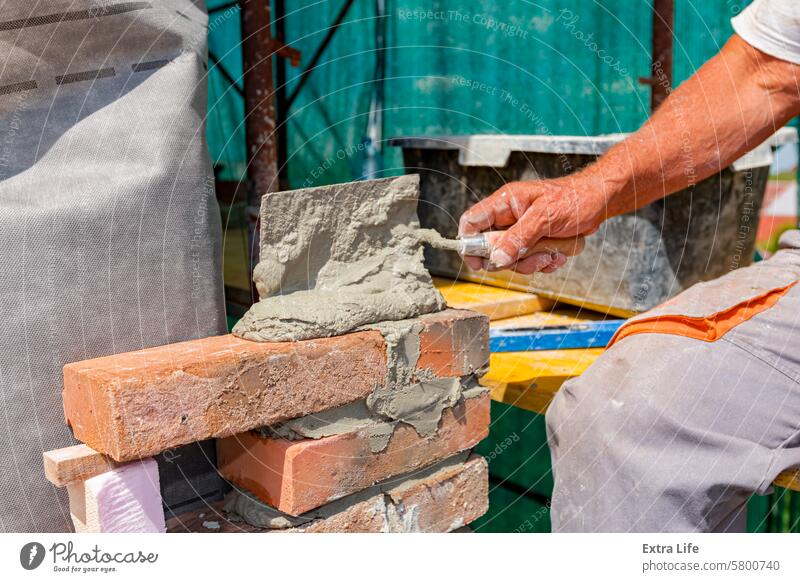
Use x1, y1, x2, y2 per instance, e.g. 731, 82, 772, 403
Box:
547, 230, 800, 532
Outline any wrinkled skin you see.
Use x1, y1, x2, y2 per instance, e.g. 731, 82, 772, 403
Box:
461, 34, 800, 273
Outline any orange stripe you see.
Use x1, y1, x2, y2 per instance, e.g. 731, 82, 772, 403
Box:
608, 281, 797, 347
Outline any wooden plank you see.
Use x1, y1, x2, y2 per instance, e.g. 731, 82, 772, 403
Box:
775, 468, 800, 492
450, 268, 637, 318
481, 348, 604, 414
434, 277, 554, 321
490, 320, 624, 352
43, 444, 121, 487
490, 309, 605, 329
483, 306, 609, 412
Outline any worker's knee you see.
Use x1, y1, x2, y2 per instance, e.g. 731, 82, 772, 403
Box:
546, 333, 684, 469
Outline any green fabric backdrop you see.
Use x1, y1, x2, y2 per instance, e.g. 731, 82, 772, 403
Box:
206, 0, 747, 185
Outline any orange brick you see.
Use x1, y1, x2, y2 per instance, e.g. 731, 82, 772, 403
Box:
299, 454, 489, 533
63, 332, 386, 461
166, 454, 489, 533
63, 309, 489, 462
217, 392, 490, 516
417, 309, 489, 376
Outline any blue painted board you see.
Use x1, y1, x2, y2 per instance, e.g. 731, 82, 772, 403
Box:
489, 320, 624, 352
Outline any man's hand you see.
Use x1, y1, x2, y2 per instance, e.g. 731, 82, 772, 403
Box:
459, 35, 800, 275
458, 177, 604, 273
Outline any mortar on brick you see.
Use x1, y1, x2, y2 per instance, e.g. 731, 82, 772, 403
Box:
232, 175, 445, 342
224, 452, 474, 531
364, 318, 466, 441
256, 304, 487, 452
264, 384, 487, 454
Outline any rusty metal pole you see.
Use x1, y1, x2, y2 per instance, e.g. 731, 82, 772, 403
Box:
241, 0, 278, 295
650, 0, 674, 111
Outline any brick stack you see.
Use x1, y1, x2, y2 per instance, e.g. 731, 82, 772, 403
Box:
48, 308, 491, 533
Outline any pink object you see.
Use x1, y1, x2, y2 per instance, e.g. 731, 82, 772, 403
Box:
67, 458, 165, 533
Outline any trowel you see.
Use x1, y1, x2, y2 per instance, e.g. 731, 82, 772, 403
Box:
420, 230, 585, 260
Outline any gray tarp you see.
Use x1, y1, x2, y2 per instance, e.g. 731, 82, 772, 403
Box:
0, 0, 226, 531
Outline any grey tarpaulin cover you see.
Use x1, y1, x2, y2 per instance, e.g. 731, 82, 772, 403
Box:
0, 1, 226, 531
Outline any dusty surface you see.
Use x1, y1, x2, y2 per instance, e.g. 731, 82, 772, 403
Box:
233, 175, 445, 342
198, 453, 489, 533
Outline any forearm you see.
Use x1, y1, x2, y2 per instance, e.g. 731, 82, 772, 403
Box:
460, 33, 800, 273
581, 34, 800, 220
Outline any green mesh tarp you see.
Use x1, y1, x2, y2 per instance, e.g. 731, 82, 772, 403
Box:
206, 0, 746, 186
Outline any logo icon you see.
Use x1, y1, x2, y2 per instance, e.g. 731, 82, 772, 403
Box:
20, 542, 45, 570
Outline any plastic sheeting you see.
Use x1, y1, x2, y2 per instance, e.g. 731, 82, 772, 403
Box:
0, 0, 226, 531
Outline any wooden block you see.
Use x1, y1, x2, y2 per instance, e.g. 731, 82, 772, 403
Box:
775, 467, 800, 492
63, 309, 488, 462
434, 277, 553, 320
482, 349, 604, 414
166, 454, 489, 533
44, 444, 121, 487
68, 458, 165, 533
217, 392, 490, 515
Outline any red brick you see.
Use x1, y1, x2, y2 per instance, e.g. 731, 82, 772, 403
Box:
63, 309, 488, 462
166, 454, 489, 533
417, 309, 489, 377
63, 332, 386, 461
217, 392, 489, 516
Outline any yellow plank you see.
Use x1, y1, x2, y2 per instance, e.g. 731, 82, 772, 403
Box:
223, 227, 251, 291
483, 303, 610, 414
434, 277, 554, 321
489, 308, 608, 330
775, 468, 800, 492
452, 267, 637, 318
482, 348, 604, 414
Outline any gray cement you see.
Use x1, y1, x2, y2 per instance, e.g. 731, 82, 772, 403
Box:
364, 318, 464, 438
232, 175, 480, 455
223, 490, 311, 529
270, 316, 480, 452
232, 175, 445, 342
265, 382, 486, 454
396, 225, 463, 253
261, 399, 397, 453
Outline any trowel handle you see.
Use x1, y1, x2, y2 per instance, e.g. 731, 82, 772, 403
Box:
458, 234, 492, 258
459, 232, 585, 259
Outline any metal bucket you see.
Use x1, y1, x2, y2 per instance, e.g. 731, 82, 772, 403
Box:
391, 129, 797, 316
